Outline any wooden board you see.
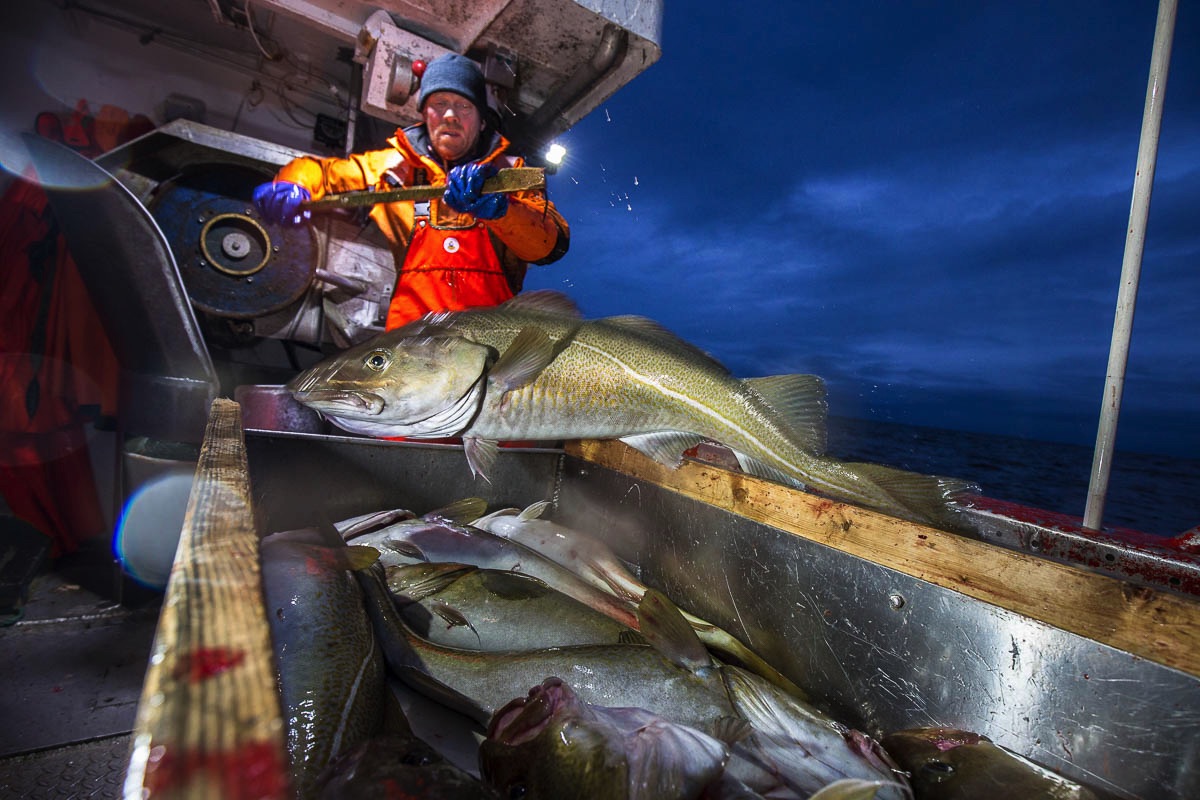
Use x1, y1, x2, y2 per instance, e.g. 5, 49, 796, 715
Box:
568, 439, 1200, 678
124, 399, 289, 799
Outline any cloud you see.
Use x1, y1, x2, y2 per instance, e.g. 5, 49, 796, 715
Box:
529, 2, 1200, 457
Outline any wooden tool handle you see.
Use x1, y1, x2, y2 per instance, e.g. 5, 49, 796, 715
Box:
300, 166, 546, 210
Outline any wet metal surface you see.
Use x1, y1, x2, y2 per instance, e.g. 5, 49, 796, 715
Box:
965, 494, 1200, 597
550, 457, 1200, 800
242, 434, 1199, 800
245, 431, 564, 534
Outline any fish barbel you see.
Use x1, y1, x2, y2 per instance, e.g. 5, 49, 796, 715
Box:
288, 291, 975, 526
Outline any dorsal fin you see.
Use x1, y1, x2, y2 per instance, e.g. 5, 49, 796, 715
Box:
743, 374, 828, 454
518, 500, 551, 521
500, 289, 583, 318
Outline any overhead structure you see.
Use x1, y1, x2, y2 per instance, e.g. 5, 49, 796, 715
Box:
239, 0, 663, 157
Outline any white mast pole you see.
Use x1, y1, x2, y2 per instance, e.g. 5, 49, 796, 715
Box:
1083, 0, 1178, 531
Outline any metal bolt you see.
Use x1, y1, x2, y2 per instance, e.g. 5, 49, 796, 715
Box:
888, 593, 906, 610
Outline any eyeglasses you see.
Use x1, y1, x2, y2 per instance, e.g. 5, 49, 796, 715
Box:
426, 97, 478, 118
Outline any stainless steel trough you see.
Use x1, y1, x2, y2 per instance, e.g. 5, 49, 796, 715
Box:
123, 401, 1200, 799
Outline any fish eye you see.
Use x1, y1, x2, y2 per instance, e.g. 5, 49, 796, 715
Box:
507, 784, 527, 799
363, 349, 391, 372
921, 759, 956, 782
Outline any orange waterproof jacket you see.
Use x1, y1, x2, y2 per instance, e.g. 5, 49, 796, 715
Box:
275, 127, 569, 329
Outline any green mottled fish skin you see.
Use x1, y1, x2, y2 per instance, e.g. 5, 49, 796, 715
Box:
261, 526, 387, 799
388, 563, 633, 651
358, 564, 734, 732
880, 728, 1098, 800
289, 292, 971, 525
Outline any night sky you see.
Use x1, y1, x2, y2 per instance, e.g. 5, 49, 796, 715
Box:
523, 1, 1200, 459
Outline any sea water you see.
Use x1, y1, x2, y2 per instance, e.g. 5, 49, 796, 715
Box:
826, 416, 1200, 538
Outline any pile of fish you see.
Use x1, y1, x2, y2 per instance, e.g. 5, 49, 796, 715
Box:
286, 291, 978, 530
260, 498, 1098, 800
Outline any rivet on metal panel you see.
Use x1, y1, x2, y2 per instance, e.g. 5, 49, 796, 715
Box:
888, 593, 906, 610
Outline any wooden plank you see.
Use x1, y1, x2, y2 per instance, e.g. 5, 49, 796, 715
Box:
567, 439, 1200, 678
124, 399, 289, 800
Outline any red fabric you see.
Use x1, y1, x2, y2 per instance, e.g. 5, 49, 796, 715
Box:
385, 221, 514, 329
0, 100, 140, 557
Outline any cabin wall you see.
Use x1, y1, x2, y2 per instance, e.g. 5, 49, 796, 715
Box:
3, 2, 343, 185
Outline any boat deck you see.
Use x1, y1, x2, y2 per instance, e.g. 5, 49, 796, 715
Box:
0, 534, 159, 799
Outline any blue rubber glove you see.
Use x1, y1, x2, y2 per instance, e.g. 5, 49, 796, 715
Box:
252, 181, 312, 226
443, 162, 508, 220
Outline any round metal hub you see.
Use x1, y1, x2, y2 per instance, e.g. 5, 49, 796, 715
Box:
150, 164, 318, 319
199, 213, 270, 277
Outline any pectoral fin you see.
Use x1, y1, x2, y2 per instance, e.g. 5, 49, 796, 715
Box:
488, 327, 557, 392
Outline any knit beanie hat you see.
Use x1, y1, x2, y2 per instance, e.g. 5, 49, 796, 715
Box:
418, 54, 489, 114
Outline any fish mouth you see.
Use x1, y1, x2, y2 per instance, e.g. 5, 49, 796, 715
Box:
290, 387, 386, 417
486, 677, 578, 746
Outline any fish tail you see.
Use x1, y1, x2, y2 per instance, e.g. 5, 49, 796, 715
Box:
843, 461, 979, 529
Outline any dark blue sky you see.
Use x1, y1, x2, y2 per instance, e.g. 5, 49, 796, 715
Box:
524, 1, 1200, 459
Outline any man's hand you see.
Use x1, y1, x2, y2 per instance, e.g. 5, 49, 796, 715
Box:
443, 162, 508, 220
253, 182, 312, 225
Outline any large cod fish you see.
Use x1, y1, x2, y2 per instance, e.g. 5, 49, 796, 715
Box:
288, 291, 975, 525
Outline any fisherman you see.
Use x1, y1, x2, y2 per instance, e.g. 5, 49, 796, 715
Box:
253, 53, 570, 330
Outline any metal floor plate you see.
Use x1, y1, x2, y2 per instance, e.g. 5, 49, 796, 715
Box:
0, 735, 131, 800
0, 540, 160, 798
